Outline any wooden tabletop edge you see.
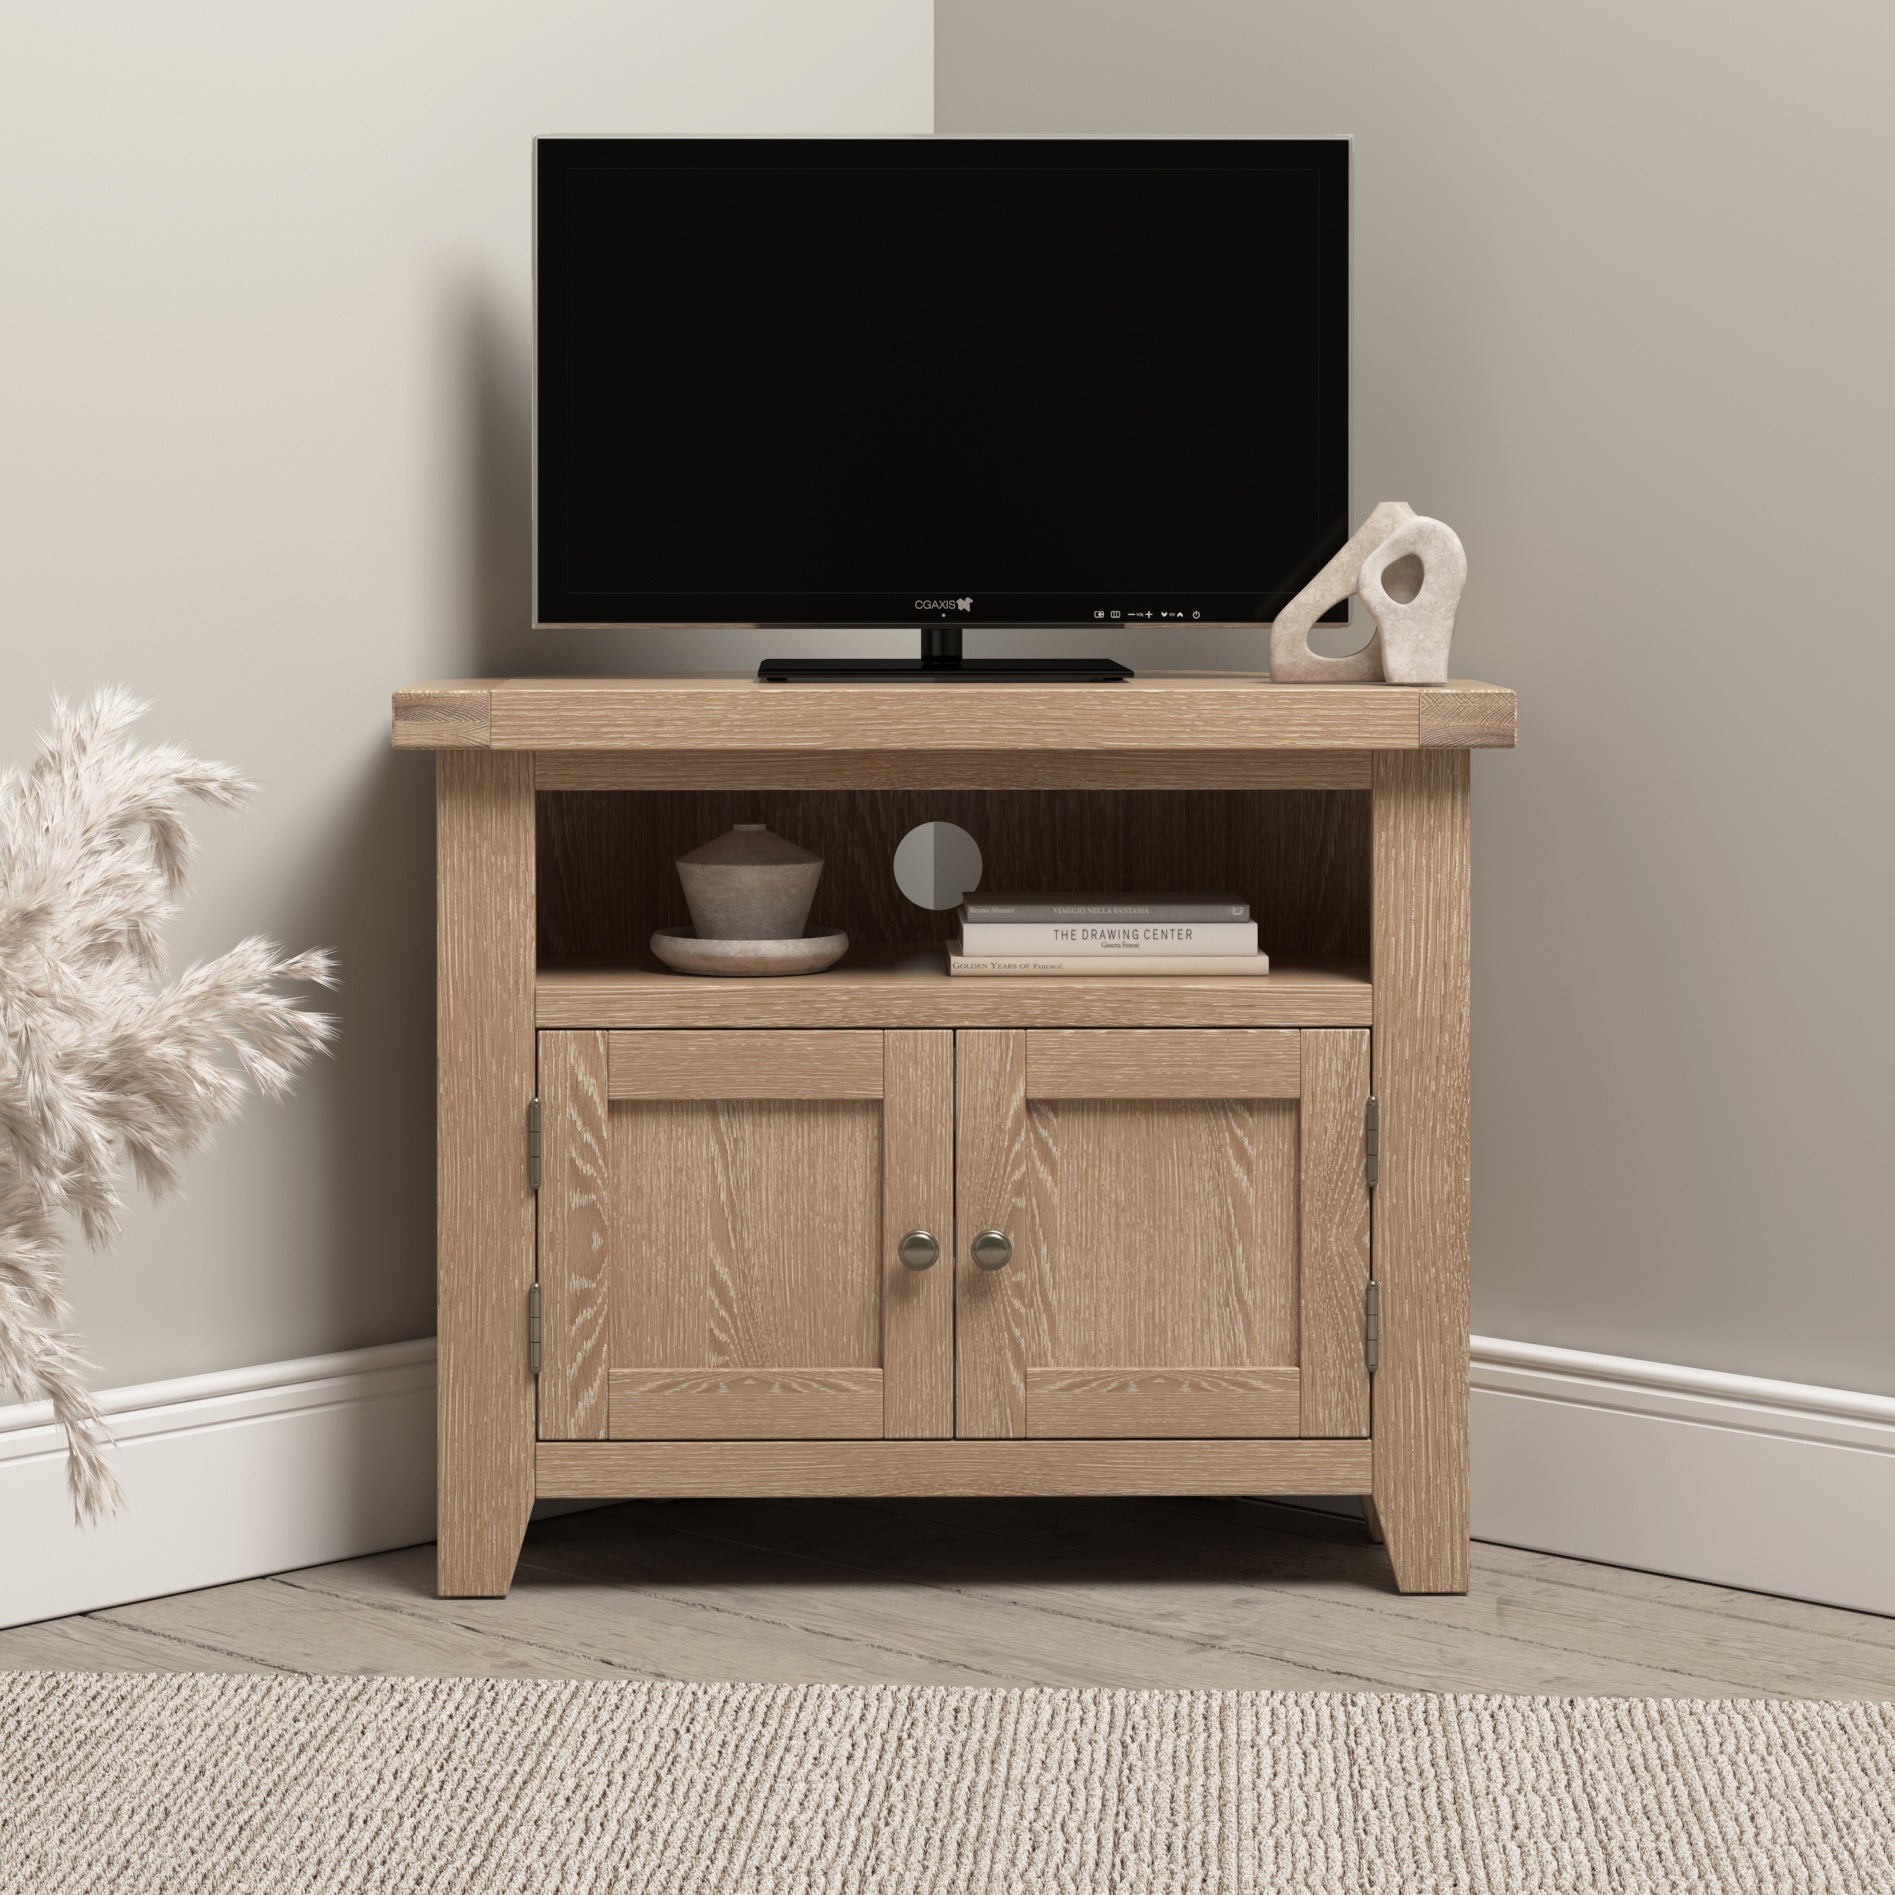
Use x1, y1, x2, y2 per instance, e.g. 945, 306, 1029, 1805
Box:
392, 684, 493, 749
389, 677, 1516, 751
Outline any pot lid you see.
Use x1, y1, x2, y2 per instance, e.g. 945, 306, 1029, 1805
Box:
678, 822, 820, 868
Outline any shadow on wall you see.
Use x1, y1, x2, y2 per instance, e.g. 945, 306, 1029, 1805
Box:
279, 746, 436, 1350
463, 288, 544, 678
455, 289, 914, 679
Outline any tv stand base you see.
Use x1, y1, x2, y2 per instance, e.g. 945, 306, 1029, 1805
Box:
758, 655, 1132, 683
760, 625, 1132, 683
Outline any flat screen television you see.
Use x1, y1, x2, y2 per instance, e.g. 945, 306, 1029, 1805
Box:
535, 135, 1349, 680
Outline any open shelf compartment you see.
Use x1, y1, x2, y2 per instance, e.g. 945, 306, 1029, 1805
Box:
535, 782, 1372, 1028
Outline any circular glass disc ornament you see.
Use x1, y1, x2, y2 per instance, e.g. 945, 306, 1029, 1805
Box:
892, 821, 983, 911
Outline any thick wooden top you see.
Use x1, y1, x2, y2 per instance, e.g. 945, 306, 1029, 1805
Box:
392, 673, 1516, 754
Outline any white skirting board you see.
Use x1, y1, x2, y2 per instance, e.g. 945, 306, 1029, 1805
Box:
1470, 1336, 1895, 1617
1, 1340, 439, 1632
4, 1334, 1893, 1629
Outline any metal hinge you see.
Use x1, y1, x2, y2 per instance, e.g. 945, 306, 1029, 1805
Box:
527, 1095, 542, 1192
1365, 1095, 1379, 1191
527, 1282, 542, 1376
1364, 1280, 1380, 1374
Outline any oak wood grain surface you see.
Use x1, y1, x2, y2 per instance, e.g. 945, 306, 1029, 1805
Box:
1371, 749, 1473, 1593
1026, 1028, 1301, 1099
1297, 1029, 1374, 1438
536, 749, 1374, 792
535, 1438, 1373, 1498
536, 1030, 610, 1441
612, 1098, 883, 1376
1024, 1368, 1302, 1439
435, 752, 538, 1597
606, 1369, 884, 1440
393, 687, 490, 749
880, 1030, 955, 1439
605, 1029, 884, 1099
537, 950, 1373, 1031
954, 1026, 1308, 1444
1023, 1096, 1301, 1380
391, 675, 1518, 753
954, 1031, 1031, 1440
398, 675, 1426, 752
1418, 683, 1518, 749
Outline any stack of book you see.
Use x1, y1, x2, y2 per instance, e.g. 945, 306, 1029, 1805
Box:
948, 893, 1269, 977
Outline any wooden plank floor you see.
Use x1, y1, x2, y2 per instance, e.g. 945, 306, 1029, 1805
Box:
4, 1498, 1890, 1698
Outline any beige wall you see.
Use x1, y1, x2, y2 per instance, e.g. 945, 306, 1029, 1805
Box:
940, 0, 1895, 1391
0, 1, 931, 1388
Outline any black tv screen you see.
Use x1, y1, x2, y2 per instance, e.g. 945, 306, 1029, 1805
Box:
535, 136, 1348, 631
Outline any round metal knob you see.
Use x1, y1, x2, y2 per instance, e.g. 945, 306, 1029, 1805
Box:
970, 1228, 1013, 1272
897, 1228, 940, 1272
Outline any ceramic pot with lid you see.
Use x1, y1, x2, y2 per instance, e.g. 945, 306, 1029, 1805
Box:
675, 823, 823, 940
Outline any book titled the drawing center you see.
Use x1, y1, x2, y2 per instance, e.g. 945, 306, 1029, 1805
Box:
958, 919, 1260, 955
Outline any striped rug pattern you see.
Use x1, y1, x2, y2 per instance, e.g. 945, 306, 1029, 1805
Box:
3, 1673, 1891, 1891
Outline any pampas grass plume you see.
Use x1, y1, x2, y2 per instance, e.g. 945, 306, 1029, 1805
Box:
0, 690, 337, 1520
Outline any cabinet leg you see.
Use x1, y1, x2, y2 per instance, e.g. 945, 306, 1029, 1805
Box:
1360, 1493, 1384, 1544
436, 750, 538, 1598
1373, 1445, 1468, 1593
1371, 749, 1472, 1595
438, 1441, 533, 1599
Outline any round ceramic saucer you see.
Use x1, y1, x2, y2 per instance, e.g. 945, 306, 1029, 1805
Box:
650, 928, 849, 977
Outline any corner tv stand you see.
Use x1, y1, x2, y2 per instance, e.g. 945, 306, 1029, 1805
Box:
392, 672, 1517, 1598
758, 626, 1133, 683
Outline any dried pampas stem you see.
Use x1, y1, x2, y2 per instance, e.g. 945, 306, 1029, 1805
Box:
0, 689, 337, 1520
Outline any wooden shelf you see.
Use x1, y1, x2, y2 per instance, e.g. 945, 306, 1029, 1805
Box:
536, 945, 1371, 1029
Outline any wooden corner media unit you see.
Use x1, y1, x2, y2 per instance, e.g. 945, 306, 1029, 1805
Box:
393, 674, 1517, 1598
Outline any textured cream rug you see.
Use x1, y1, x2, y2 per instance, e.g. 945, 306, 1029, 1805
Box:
3, 1673, 1891, 1892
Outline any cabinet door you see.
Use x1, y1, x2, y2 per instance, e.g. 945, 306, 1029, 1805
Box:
955, 1028, 1371, 1440
536, 1029, 953, 1442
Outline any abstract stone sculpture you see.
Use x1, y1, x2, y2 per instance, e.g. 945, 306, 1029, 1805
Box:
1359, 515, 1468, 685
1269, 502, 1469, 684
1267, 500, 1416, 682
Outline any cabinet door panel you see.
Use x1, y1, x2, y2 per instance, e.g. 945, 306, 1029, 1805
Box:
1028, 1095, 1299, 1368
956, 1026, 1371, 1441
613, 1096, 882, 1376
536, 1028, 951, 1442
